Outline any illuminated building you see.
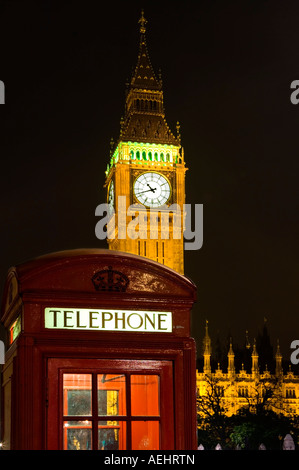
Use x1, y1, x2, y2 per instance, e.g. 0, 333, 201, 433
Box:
104, 10, 186, 275
196, 321, 299, 420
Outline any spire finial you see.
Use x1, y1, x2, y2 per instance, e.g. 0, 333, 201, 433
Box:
276, 339, 282, 358
228, 338, 234, 356
252, 338, 258, 356
139, 9, 147, 34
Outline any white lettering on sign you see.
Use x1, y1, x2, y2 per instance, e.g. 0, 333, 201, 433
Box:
44, 308, 172, 333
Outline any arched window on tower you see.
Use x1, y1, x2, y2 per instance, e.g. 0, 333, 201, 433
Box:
142, 151, 147, 161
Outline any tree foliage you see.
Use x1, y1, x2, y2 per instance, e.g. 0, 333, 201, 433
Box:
197, 375, 299, 450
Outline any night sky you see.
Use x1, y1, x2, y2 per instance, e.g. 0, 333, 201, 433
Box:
0, 0, 299, 363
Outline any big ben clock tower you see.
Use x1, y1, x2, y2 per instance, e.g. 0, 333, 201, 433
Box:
105, 11, 187, 275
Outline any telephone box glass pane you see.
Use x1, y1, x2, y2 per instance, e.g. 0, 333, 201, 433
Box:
97, 374, 126, 416
63, 421, 92, 450
98, 423, 126, 450
131, 375, 160, 416
63, 374, 92, 416
131, 421, 160, 450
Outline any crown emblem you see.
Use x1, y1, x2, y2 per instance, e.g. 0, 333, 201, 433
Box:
92, 266, 130, 292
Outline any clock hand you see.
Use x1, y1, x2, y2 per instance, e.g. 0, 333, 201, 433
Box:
135, 187, 157, 196
147, 183, 155, 192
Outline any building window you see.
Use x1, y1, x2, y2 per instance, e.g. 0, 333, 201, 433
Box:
238, 387, 248, 397
286, 389, 296, 399
62, 373, 160, 450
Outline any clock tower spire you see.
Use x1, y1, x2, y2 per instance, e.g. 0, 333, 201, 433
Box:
105, 11, 187, 274
122, 10, 179, 147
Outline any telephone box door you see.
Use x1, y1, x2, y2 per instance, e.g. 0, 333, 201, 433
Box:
47, 358, 174, 450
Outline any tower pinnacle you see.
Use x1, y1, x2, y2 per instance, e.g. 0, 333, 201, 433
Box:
119, 11, 179, 145
275, 339, 283, 378
227, 338, 235, 376
138, 9, 147, 34
251, 338, 259, 377
203, 320, 211, 374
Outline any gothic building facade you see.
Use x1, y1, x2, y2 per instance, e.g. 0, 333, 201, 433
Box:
196, 321, 299, 420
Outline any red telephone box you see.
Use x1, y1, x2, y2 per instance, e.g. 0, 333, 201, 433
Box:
1, 249, 197, 450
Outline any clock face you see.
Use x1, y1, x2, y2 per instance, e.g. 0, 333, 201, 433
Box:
133, 172, 171, 208
108, 180, 114, 214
